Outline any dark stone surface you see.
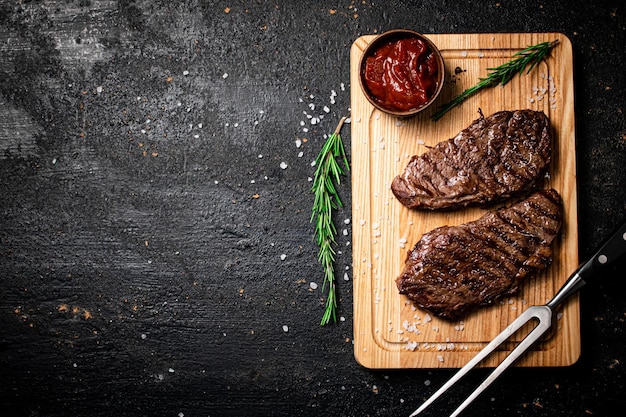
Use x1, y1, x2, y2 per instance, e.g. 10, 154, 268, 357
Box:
1, 1, 624, 416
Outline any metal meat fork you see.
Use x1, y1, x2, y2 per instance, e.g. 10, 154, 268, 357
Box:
410, 220, 626, 417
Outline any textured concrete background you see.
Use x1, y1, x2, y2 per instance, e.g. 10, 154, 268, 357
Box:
1, 1, 625, 416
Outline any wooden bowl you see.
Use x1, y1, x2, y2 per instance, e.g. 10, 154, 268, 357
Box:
359, 29, 445, 117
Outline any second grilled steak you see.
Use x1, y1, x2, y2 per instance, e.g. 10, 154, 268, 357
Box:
391, 110, 552, 210
396, 189, 562, 320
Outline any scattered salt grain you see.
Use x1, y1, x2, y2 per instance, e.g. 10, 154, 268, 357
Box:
406, 341, 419, 351
295, 139, 302, 148
323, 106, 330, 113
344, 218, 351, 224
343, 272, 349, 281
280, 162, 288, 169
310, 282, 318, 290
222, 73, 228, 79
183, 70, 189, 76
280, 254, 287, 261
282, 325, 289, 332
424, 379, 431, 386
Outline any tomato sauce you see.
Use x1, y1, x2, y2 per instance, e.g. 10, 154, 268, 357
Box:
363, 37, 440, 112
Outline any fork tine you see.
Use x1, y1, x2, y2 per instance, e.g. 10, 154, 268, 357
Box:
409, 308, 542, 417
448, 312, 552, 417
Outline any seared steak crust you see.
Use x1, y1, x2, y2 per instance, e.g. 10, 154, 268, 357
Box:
396, 189, 562, 320
391, 110, 552, 210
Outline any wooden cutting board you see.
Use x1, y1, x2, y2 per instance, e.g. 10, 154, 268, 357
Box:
351, 33, 579, 369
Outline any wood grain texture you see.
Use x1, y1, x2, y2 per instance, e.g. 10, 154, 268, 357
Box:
351, 33, 579, 369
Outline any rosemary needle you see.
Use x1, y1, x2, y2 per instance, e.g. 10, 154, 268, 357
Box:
311, 116, 349, 325
431, 40, 559, 121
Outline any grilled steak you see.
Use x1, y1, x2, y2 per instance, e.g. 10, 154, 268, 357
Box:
391, 110, 552, 210
396, 189, 562, 320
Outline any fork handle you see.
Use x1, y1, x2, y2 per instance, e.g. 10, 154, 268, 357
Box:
576, 219, 626, 281
548, 219, 626, 310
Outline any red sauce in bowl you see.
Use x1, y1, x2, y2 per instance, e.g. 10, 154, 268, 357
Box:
363, 37, 441, 113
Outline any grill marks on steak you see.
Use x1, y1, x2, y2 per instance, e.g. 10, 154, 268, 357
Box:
391, 110, 552, 210
395, 189, 562, 320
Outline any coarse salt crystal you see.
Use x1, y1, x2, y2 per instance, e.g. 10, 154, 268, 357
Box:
183, 70, 189, 76
280, 254, 286, 260
282, 325, 289, 332
222, 73, 228, 79
295, 139, 302, 148
310, 282, 318, 290
280, 162, 288, 169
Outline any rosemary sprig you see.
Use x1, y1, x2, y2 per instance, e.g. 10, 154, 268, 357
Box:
432, 40, 559, 121
311, 116, 349, 326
